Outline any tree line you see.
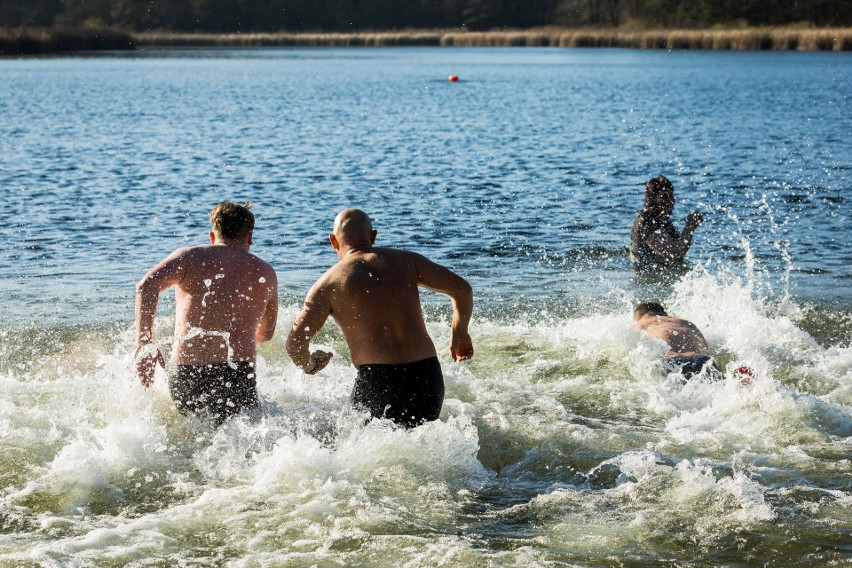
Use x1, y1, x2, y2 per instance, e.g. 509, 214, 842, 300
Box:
2, 0, 850, 32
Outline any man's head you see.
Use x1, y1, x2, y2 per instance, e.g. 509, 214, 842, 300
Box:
643, 175, 675, 217
330, 208, 376, 256
634, 302, 667, 321
210, 202, 255, 243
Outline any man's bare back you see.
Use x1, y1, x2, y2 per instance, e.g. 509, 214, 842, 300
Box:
135, 202, 278, 388
631, 302, 731, 383
287, 208, 473, 372
312, 247, 440, 366
634, 313, 709, 356
149, 244, 278, 365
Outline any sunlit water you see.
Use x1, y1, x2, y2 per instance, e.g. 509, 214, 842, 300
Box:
0, 48, 850, 565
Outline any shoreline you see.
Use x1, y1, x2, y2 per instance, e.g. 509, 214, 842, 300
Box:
2, 26, 851, 55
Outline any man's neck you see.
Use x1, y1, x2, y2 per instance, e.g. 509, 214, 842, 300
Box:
213, 238, 250, 252
637, 314, 664, 328
339, 243, 373, 259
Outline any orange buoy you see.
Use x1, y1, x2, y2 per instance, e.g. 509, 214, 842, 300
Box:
448, 75, 459, 82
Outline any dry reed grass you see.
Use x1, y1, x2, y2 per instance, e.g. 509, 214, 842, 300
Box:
437, 28, 852, 51
133, 31, 444, 48
3, 27, 850, 54
135, 27, 851, 51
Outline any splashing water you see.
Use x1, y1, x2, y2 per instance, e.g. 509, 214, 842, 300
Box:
0, 48, 850, 565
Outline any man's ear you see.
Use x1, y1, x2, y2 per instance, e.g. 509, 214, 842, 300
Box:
210, 231, 216, 244
329, 233, 339, 250
247, 231, 253, 246
371, 230, 377, 244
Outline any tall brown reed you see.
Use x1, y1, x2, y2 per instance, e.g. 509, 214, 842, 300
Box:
4, 27, 851, 54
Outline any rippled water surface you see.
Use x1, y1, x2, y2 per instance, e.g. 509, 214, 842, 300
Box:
0, 48, 850, 566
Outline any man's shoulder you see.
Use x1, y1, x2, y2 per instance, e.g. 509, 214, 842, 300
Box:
631, 213, 643, 234
245, 250, 276, 272
634, 211, 656, 228
330, 248, 420, 281
167, 244, 209, 261
372, 246, 420, 258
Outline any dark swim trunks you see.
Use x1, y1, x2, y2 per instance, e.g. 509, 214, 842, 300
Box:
167, 361, 258, 425
665, 354, 722, 382
351, 356, 444, 428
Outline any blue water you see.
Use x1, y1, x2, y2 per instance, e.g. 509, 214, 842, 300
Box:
1, 48, 850, 324
0, 48, 849, 565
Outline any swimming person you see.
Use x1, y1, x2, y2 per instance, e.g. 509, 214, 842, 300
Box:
286, 208, 474, 428
630, 175, 704, 272
134, 202, 279, 425
633, 302, 721, 381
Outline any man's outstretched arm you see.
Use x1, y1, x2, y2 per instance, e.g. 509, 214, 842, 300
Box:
414, 254, 474, 362
286, 282, 334, 374
645, 210, 704, 261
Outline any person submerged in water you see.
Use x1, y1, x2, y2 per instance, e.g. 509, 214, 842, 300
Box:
286, 208, 474, 428
630, 175, 704, 272
135, 202, 279, 425
633, 302, 722, 381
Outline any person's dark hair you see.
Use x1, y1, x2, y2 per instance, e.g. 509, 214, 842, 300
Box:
209, 202, 255, 240
634, 302, 667, 319
643, 175, 673, 208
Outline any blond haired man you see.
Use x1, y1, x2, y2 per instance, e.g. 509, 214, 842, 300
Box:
135, 202, 278, 425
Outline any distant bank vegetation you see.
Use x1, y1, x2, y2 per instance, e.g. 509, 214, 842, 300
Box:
1, 0, 849, 32
2, 27, 851, 55
0, 27, 134, 54
134, 28, 852, 51
2, 0, 850, 54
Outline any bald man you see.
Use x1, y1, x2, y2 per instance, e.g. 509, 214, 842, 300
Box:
286, 208, 474, 428
633, 302, 721, 381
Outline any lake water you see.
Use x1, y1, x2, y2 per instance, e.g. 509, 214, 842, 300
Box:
0, 47, 850, 565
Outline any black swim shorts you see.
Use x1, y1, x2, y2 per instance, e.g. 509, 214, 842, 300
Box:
167, 361, 259, 425
666, 354, 722, 382
352, 356, 444, 428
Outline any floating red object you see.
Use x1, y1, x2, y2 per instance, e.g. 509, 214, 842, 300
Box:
448, 75, 459, 82
734, 365, 755, 385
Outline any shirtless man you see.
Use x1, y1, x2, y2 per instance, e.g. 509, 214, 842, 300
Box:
633, 302, 720, 381
286, 208, 473, 428
135, 202, 278, 425
630, 175, 704, 271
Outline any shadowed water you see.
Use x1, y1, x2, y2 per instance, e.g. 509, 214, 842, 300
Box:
0, 48, 849, 565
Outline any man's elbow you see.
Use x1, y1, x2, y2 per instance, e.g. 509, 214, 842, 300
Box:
457, 280, 474, 304
135, 276, 158, 302
256, 328, 275, 344
285, 332, 302, 359
135, 278, 148, 296
137, 270, 167, 293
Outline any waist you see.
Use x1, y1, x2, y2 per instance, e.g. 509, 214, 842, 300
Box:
667, 352, 710, 360
170, 360, 256, 373
171, 336, 256, 365
357, 356, 440, 373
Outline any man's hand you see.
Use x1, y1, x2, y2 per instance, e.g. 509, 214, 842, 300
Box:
686, 210, 704, 228
450, 330, 474, 362
135, 344, 165, 388
304, 350, 333, 374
